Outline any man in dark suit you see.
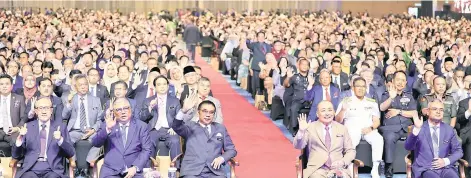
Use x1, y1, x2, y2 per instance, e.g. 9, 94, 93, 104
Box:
87, 68, 109, 107
92, 98, 151, 178
104, 81, 138, 118
0, 74, 27, 146
457, 95, 471, 177
139, 58, 159, 83
406, 102, 462, 178
172, 94, 237, 178
27, 78, 64, 125
180, 66, 212, 105
12, 97, 75, 178
58, 69, 82, 96
110, 66, 141, 99
7, 61, 23, 92
140, 76, 181, 160
305, 69, 340, 122
331, 59, 350, 92
62, 74, 103, 173
248, 31, 272, 97
183, 18, 202, 62
134, 69, 159, 113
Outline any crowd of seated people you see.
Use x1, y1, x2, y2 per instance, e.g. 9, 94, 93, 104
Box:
0, 7, 239, 178
1, 6, 471, 178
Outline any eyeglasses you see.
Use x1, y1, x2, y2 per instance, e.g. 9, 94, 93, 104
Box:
114, 106, 131, 113
35, 106, 52, 110
353, 85, 366, 88
199, 109, 215, 115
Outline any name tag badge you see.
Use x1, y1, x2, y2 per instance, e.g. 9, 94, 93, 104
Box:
400, 97, 410, 103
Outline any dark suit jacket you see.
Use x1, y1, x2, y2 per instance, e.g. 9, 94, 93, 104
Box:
331, 72, 349, 92
183, 24, 202, 44
35, 76, 64, 97
7, 93, 27, 128
110, 81, 137, 99
304, 84, 340, 121
140, 95, 181, 128
247, 42, 272, 71
405, 122, 462, 178
179, 85, 213, 105
91, 118, 151, 177
172, 116, 237, 177
91, 84, 110, 107
12, 120, 75, 178
458, 98, 471, 133
12, 75, 23, 93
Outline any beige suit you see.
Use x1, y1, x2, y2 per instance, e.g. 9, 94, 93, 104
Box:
293, 121, 356, 178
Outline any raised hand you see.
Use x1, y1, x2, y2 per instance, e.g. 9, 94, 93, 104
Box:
388, 85, 397, 99
287, 67, 294, 78
307, 74, 314, 86
19, 123, 27, 136
182, 93, 198, 113
53, 126, 62, 140
412, 110, 423, 128
68, 91, 76, 103
149, 96, 158, 109
298, 113, 310, 131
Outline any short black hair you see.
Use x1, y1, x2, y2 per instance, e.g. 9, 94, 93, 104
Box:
41, 61, 54, 70
352, 77, 366, 86
38, 77, 53, 86
0, 74, 13, 84
198, 100, 216, 111
69, 69, 82, 78
150, 67, 161, 74
393, 70, 407, 79
114, 81, 128, 90
87, 68, 99, 75
153, 75, 169, 87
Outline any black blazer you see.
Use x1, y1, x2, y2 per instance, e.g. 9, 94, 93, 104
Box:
110, 81, 137, 99
332, 72, 350, 92
179, 84, 213, 105
91, 84, 110, 107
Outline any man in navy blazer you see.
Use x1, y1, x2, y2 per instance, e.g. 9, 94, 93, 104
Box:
133, 70, 159, 114
7, 61, 23, 92
92, 98, 151, 178
12, 97, 75, 178
405, 101, 462, 178
172, 93, 237, 178
140, 76, 181, 160
305, 69, 340, 121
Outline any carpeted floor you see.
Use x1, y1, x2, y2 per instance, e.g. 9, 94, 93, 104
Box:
195, 58, 298, 178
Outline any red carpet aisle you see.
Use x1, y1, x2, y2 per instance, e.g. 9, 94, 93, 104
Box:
194, 57, 298, 178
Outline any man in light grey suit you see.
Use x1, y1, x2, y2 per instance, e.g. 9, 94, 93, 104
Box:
62, 74, 103, 169
172, 93, 237, 178
187, 77, 223, 123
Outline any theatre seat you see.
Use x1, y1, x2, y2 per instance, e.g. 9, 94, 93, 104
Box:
74, 140, 93, 169
405, 152, 468, 178
296, 149, 364, 178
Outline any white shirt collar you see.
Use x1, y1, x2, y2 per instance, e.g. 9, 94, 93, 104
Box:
38, 120, 51, 129
1, 93, 11, 101
119, 121, 130, 127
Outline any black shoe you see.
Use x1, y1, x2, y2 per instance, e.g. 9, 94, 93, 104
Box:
385, 163, 393, 178
74, 168, 81, 178
80, 168, 90, 178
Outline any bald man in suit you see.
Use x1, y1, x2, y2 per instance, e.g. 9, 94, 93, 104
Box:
293, 100, 356, 178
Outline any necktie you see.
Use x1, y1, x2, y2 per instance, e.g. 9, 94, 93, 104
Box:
148, 88, 154, 98
90, 87, 95, 97
40, 124, 47, 158
260, 43, 266, 54
191, 88, 195, 95
1, 98, 9, 133
325, 126, 332, 167
121, 125, 127, 147
325, 88, 331, 102
204, 125, 210, 137
80, 97, 87, 132
334, 77, 339, 91
432, 126, 439, 158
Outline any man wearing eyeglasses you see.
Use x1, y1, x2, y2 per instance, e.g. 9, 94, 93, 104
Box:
405, 101, 462, 178
186, 77, 223, 124
172, 93, 237, 178
140, 75, 182, 161
62, 74, 103, 176
92, 97, 151, 178
13, 97, 75, 178
335, 77, 384, 178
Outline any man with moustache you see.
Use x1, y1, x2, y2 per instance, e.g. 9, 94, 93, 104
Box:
405, 101, 462, 178
294, 100, 356, 178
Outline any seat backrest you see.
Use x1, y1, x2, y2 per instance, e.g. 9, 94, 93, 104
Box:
0, 157, 13, 178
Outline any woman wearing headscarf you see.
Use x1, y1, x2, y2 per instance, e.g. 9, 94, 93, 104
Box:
15, 73, 39, 105
102, 62, 119, 94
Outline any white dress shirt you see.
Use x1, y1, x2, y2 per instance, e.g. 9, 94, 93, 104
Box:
198, 122, 211, 134
89, 84, 97, 97
155, 94, 169, 130
74, 95, 90, 129
0, 94, 12, 129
